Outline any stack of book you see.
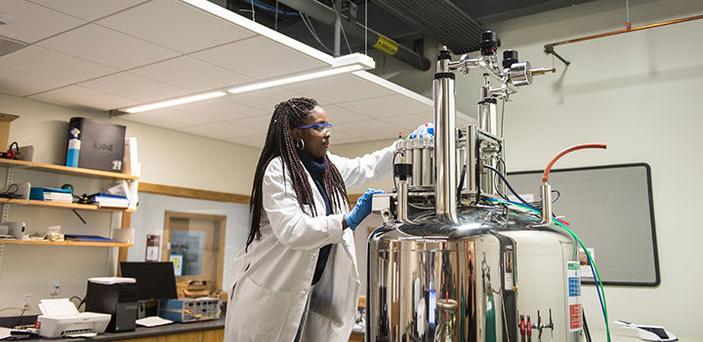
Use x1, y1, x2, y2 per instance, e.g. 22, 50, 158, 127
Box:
29, 187, 73, 203
89, 192, 129, 208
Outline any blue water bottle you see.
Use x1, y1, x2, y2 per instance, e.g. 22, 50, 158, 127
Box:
65, 127, 80, 167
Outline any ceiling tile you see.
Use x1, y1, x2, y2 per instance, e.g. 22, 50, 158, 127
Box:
97, 0, 255, 53
322, 104, 369, 124
131, 56, 251, 92
0, 66, 65, 96
0, 0, 85, 43
175, 98, 265, 121
124, 108, 214, 129
232, 115, 272, 135
29, 85, 134, 111
38, 24, 178, 69
79, 72, 190, 102
227, 87, 302, 111
181, 120, 259, 140
37, 24, 179, 69
192, 36, 328, 79
285, 73, 394, 104
338, 94, 430, 120
29, 0, 148, 21
0, 45, 116, 85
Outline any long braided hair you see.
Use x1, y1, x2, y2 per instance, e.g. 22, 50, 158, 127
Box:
246, 97, 348, 250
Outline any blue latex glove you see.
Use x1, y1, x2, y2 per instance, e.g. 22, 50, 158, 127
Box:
408, 122, 435, 139
345, 189, 384, 230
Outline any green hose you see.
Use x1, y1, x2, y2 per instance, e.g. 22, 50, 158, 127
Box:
486, 198, 612, 342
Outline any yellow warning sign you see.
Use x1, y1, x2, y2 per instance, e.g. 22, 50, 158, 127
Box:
373, 36, 399, 56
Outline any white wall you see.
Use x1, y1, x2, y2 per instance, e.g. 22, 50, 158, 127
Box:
0, 94, 259, 315
128, 193, 249, 291
480, 1, 703, 338
3, 94, 261, 194
335, 0, 703, 337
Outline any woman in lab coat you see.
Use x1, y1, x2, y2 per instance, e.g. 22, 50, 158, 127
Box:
224, 97, 420, 341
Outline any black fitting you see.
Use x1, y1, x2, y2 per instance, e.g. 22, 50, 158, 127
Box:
437, 48, 452, 61
394, 163, 412, 181
480, 31, 500, 56
433, 72, 455, 80
502, 49, 519, 69
479, 97, 498, 104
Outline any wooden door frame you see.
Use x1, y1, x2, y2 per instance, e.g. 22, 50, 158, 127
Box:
162, 210, 227, 291
118, 182, 250, 263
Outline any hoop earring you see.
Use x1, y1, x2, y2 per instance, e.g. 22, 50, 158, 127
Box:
296, 139, 305, 150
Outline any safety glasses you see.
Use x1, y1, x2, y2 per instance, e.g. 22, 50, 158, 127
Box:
297, 122, 333, 133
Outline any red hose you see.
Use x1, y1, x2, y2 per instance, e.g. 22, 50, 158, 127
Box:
542, 143, 607, 182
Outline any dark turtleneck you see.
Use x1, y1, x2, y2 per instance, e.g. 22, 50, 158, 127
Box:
300, 152, 333, 285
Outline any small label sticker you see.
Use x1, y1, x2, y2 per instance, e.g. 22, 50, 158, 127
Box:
579, 247, 595, 279
504, 251, 515, 291
374, 36, 399, 55
567, 261, 583, 331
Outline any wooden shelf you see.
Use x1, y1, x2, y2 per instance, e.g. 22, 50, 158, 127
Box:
0, 239, 132, 248
0, 159, 138, 180
0, 198, 134, 213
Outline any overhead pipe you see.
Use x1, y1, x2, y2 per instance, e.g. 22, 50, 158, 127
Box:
545, 14, 703, 65
277, 0, 431, 71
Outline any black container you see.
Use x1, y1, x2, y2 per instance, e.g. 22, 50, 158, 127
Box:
67, 117, 126, 172
85, 281, 139, 332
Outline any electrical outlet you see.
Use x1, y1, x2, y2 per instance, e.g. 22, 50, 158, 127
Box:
23, 294, 32, 310
49, 280, 61, 297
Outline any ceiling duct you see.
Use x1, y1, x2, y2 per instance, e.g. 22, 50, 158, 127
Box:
372, 0, 485, 54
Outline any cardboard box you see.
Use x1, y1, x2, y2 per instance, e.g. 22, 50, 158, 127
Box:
0, 113, 19, 151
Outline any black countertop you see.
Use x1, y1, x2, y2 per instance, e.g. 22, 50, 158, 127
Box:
1, 316, 224, 341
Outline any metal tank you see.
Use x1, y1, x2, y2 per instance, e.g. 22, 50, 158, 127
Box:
366, 31, 584, 342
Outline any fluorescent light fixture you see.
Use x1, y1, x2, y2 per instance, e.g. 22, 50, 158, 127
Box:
121, 91, 227, 114
228, 53, 374, 95
228, 64, 364, 95
118, 53, 375, 113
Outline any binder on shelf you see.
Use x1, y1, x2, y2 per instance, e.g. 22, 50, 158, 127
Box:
64, 234, 115, 243
89, 192, 129, 208
29, 187, 73, 203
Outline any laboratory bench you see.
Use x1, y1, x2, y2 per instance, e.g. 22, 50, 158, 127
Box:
0, 316, 224, 341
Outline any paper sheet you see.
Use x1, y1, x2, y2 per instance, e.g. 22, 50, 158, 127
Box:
0, 327, 12, 340
136, 316, 173, 328
38, 298, 79, 316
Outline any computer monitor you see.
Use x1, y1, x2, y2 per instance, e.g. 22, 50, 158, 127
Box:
120, 262, 178, 301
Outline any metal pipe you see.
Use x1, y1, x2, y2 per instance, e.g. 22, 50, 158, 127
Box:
277, 0, 431, 70
421, 140, 433, 186
477, 100, 498, 136
545, 14, 703, 49
333, 0, 341, 56
465, 125, 478, 197
411, 142, 422, 187
539, 182, 553, 225
397, 179, 412, 224
477, 99, 499, 196
433, 48, 458, 223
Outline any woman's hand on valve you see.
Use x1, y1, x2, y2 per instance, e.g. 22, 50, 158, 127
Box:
408, 122, 435, 139
344, 188, 384, 230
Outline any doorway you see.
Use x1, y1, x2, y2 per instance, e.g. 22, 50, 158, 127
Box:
162, 211, 226, 295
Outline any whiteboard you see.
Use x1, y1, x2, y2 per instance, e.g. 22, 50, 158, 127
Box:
508, 163, 660, 286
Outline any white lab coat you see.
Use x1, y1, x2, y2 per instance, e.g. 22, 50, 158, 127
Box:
224, 143, 397, 342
